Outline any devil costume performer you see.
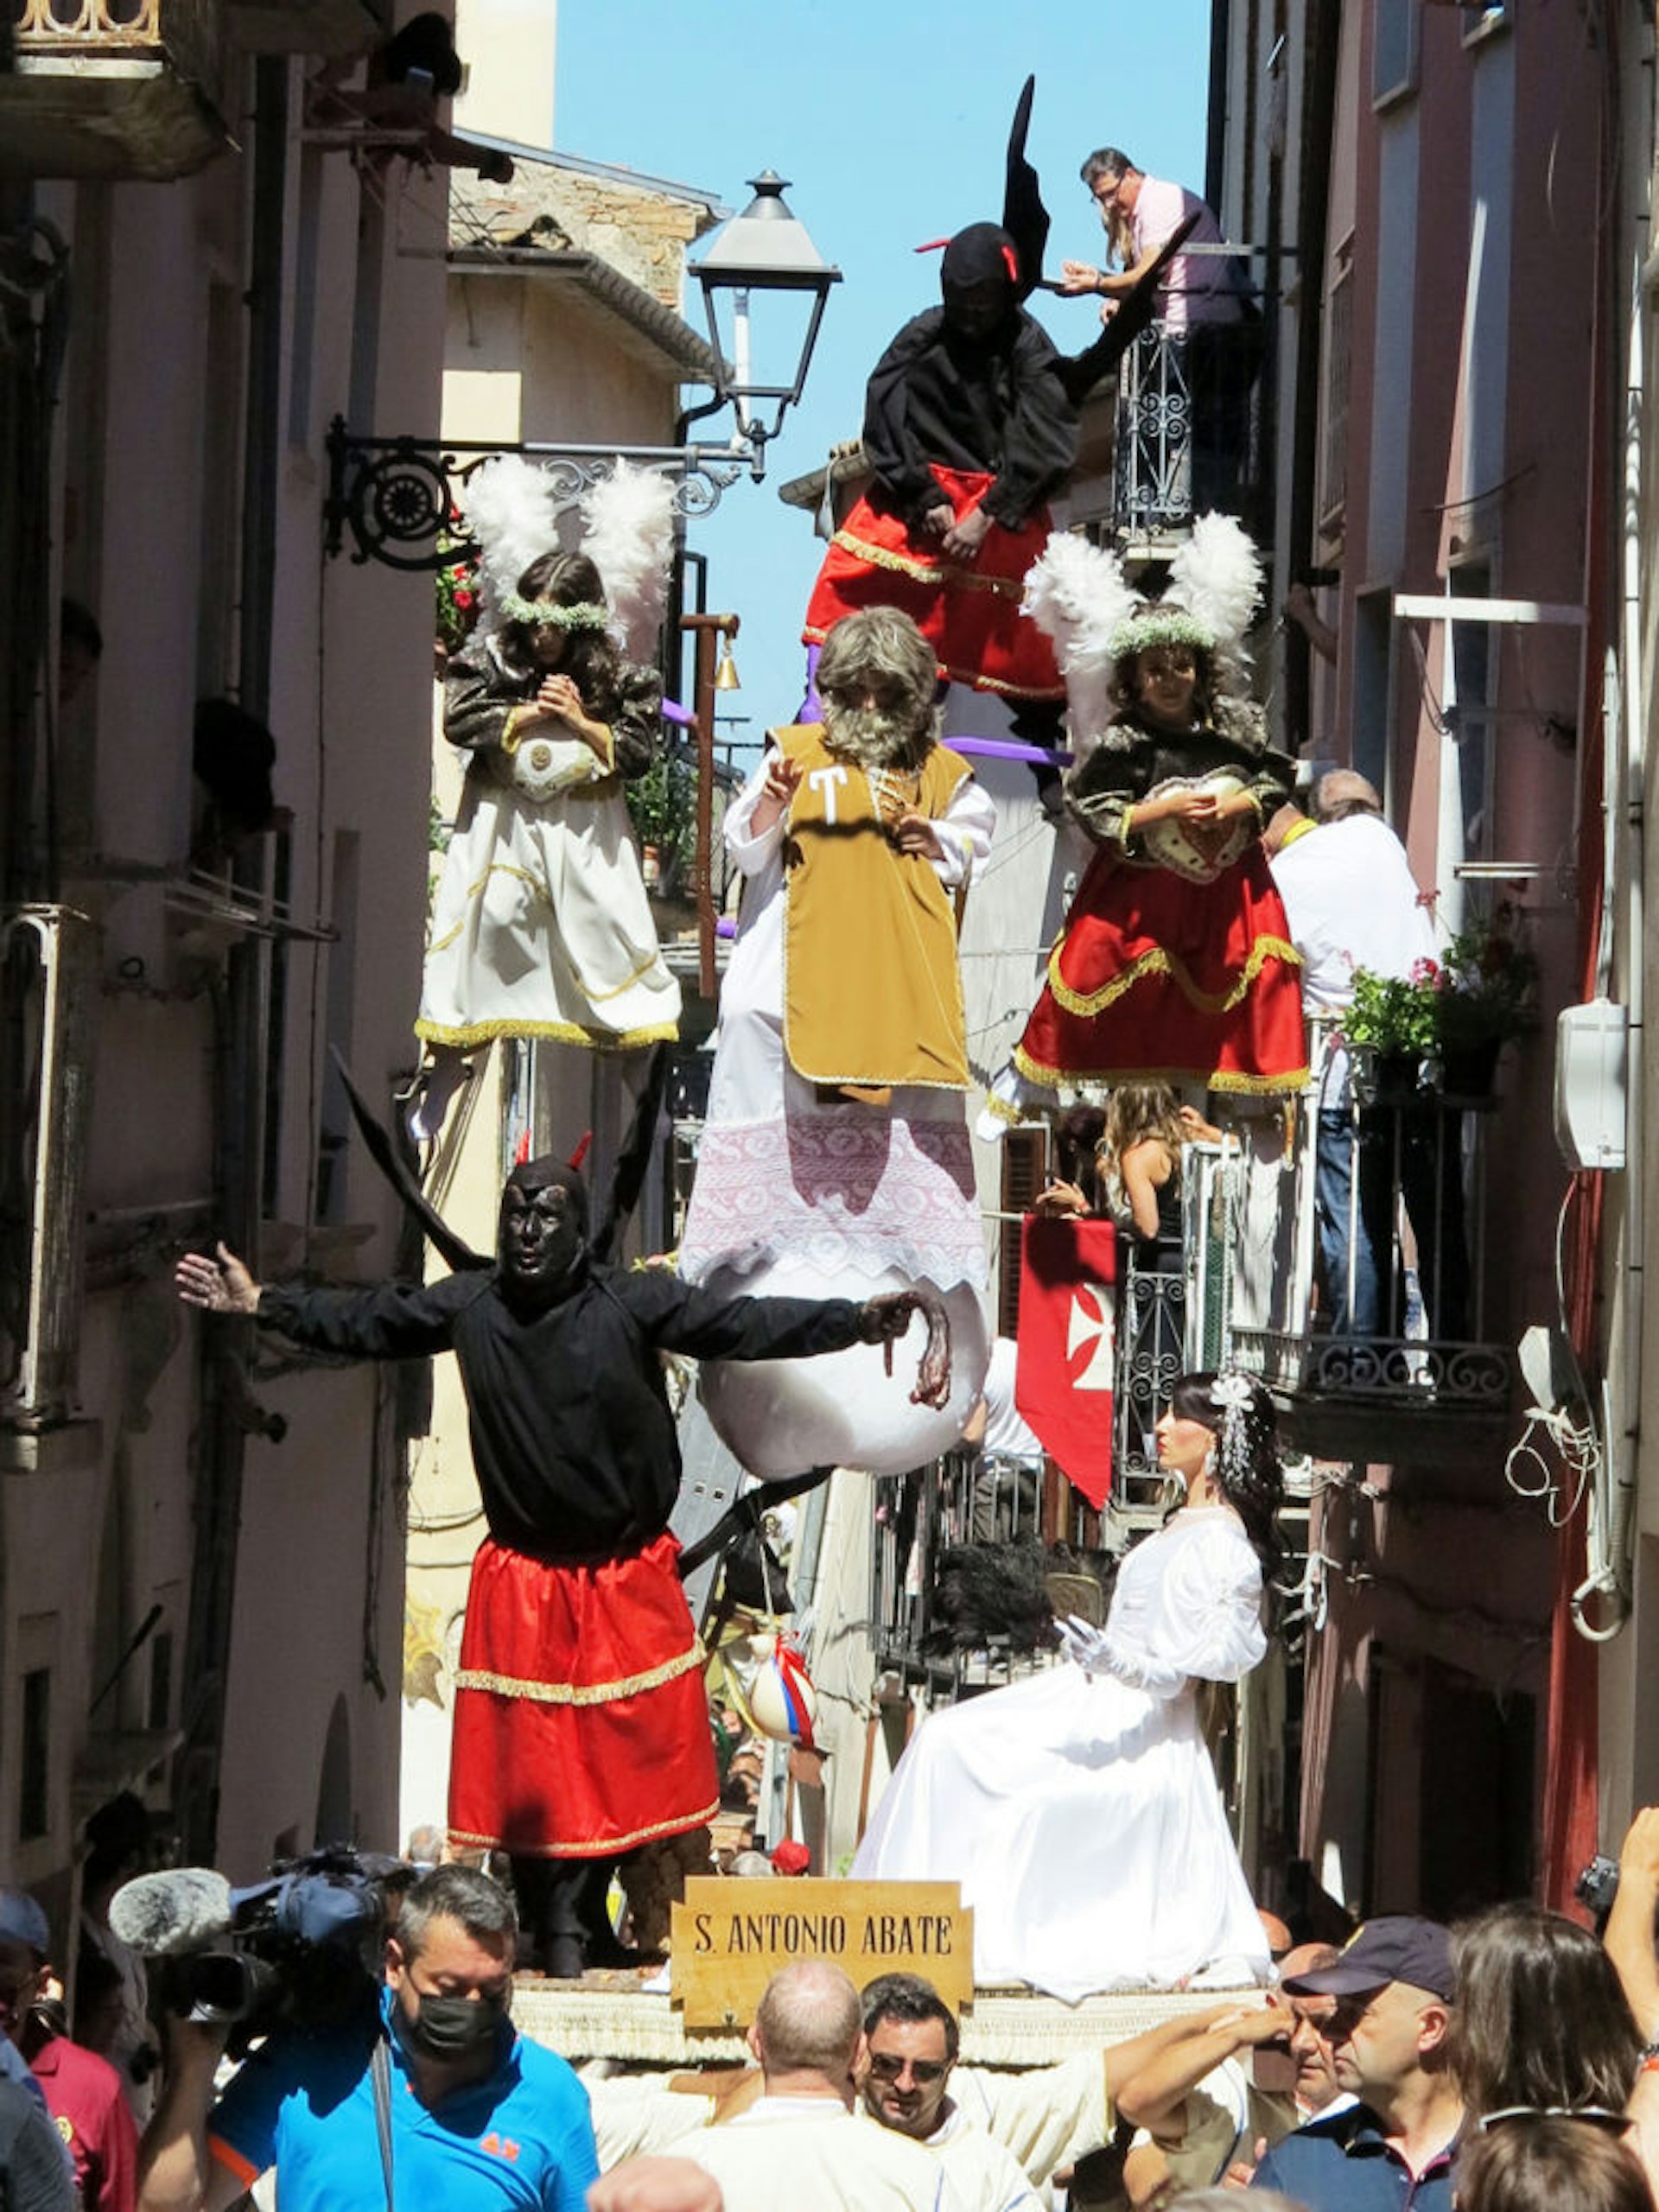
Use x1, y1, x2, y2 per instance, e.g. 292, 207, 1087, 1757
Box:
804, 223, 1077, 704
984, 518, 1306, 1120
212, 1154, 924, 1973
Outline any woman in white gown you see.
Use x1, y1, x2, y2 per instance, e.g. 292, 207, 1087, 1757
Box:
853, 1370, 1281, 2001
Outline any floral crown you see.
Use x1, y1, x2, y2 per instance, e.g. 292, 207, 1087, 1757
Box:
500, 593, 610, 631
1106, 607, 1216, 661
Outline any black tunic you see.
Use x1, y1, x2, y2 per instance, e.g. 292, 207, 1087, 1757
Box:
257, 1261, 862, 1562
861, 306, 1079, 533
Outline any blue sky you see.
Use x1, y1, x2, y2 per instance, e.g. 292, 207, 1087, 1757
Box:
555, 2, 1215, 757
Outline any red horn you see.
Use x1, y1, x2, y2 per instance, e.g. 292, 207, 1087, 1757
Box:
912, 237, 950, 254
567, 1131, 592, 1172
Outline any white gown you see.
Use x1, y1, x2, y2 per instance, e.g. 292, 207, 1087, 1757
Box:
853, 1506, 1273, 2001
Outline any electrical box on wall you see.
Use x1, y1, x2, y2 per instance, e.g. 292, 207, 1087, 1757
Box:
1554, 1001, 1628, 1171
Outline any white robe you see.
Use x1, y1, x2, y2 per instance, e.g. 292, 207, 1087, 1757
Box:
854, 1506, 1273, 2001
417, 741, 681, 1052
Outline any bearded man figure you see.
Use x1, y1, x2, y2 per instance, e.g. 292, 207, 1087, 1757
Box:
175, 1160, 931, 1978
678, 607, 995, 1478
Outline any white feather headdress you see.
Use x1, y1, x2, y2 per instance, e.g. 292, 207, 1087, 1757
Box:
1166, 512, 1262, 662
1022, 532, 1137, 753
460, 455, 562, 635
579, 461, 677, 663
459, 454, 677, 659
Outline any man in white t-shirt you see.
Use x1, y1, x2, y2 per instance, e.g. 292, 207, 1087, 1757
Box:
679, 1963, 963, 2212
1268, 774, 1456, 1338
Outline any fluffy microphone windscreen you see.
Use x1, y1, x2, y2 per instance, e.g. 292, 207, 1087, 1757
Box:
108, 1867, 234, 1955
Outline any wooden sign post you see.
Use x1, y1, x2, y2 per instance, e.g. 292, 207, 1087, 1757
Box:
670, 1879, 973, 2030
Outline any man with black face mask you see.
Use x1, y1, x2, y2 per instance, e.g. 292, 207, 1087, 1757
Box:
137, 1865, 597, 2212
177, 1160, 938, 1975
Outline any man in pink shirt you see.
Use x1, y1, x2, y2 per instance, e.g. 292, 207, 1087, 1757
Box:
1061, 148, 1257, 518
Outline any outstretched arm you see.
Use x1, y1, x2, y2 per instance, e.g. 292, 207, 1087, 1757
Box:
1113, 2003, 1286, 2139
176, 1243, 466, 1359
175, 1243, 260, 1314
1608, 1808, 1659, 2041
137, 2021, 244, 2212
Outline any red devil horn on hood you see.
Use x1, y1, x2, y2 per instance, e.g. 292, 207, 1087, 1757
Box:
567, 1131, 592, 1172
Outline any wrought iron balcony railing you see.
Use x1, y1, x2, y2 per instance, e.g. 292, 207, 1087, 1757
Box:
1196, 1020, 1515, 1434
1112, 315, 1268, 550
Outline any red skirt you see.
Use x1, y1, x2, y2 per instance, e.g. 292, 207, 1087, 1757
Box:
1015, 847, 1307, 1095
804, 465, 1064, 701
448, 1532, 718, 1859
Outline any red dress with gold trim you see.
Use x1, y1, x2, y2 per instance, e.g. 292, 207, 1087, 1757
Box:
1014, 705, 1306, 1096
805, 466, 1063, 701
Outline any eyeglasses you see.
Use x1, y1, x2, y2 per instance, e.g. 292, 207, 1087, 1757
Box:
868, 2053, 948, 2085
1477, 2107, 1633, 2134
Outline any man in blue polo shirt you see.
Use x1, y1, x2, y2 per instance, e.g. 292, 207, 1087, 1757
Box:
136, 1864, 597, 2212
1249, 1916, 1464, 2212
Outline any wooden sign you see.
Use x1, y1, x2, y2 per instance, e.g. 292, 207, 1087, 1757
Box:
670, 1878, 973, 2029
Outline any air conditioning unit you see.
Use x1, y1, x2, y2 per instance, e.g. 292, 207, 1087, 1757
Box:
1, 906, 97, 1426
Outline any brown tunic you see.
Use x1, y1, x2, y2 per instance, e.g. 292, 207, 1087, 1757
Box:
774, 723, 974, 1090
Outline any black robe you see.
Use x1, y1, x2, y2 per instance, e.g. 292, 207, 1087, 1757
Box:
861, 306, 1079, 533
258, 1261, 861, 1562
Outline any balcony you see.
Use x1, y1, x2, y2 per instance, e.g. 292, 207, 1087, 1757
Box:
1201, 1020, 1516, 1468
1111, 318, 1268, 554
3, 0, 227, 181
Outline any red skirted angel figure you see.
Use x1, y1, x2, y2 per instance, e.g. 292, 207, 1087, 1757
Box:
982, 515, 1307, 1125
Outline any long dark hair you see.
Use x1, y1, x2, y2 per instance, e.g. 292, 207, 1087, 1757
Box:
1167, 1370, 1282, 1567
1449, 1904, 1642, 2118
499, 549, 623, 707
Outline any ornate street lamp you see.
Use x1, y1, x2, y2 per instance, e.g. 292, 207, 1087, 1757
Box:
688, 170, 842, 477
326, 170, 839, 565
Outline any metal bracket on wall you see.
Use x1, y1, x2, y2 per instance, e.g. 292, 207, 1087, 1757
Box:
322, 417, 747, 569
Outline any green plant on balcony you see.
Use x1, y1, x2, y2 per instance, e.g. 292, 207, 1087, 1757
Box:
1434, 904, 1540, 1052
1347, 906, 1539, 1096
434, 532, 480, 658
626, 747, 697, 893
1344, 962, 1441, 1058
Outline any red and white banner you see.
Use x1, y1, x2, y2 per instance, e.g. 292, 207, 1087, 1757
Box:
1014, 1215, 1118, 1510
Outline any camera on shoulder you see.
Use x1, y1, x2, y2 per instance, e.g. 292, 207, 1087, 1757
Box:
110, 1843, 410, 2047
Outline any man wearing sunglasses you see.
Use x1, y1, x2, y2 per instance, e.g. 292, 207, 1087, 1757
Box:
858, 1976, 1040, 2212
1249, 1917, 1465, 2212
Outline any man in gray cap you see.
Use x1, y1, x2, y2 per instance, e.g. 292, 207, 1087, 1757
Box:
1249, 1916, 1464, 2212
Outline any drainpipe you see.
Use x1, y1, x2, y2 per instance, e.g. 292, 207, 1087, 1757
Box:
1608, 267, 1646, 1619
176, 52, 287, 1862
